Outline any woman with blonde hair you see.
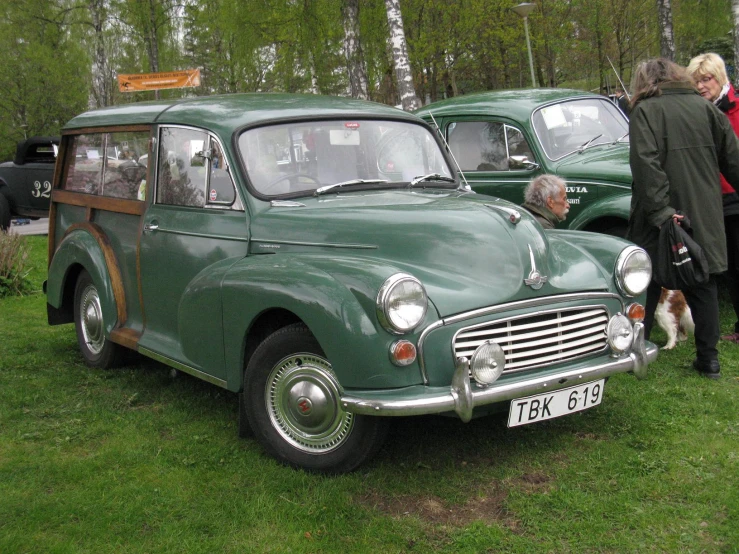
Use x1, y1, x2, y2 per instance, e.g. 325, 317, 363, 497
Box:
627, 58, 739, 378
687, 52, 739, 344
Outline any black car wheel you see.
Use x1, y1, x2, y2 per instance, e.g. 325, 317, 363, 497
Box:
0, 193, 10, 231
243, 323, 388, 473
73, 270, 123, 368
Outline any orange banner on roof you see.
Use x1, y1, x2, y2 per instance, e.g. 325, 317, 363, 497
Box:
117, 69, 201, 92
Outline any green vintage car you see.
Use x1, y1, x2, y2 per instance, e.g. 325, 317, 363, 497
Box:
45, 93, 656, 473
415, 89, 632, 236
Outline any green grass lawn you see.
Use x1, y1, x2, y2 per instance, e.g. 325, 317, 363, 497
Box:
1, 236, 737, 553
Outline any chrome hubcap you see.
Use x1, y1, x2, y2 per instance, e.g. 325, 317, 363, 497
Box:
267, 354, 353, 453
79, 284, 104, 355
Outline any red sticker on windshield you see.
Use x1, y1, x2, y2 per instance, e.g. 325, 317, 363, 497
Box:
345, 122, 360, 130
210, 189, 217, 201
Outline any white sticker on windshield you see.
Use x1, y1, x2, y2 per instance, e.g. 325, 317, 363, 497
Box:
329, 129, 360, 146
540, 105, 567, 129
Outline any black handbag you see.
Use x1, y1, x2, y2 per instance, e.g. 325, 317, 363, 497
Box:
654, 213, 709, 290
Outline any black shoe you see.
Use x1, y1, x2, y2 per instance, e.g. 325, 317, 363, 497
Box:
692, 359, 721, 379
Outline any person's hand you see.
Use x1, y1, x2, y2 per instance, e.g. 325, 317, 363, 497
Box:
673, 213, 684, 226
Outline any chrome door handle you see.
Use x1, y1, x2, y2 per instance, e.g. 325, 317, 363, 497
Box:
144, 222, 159, 232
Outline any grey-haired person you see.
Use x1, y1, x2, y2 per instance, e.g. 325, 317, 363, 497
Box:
522, 174, 570, 229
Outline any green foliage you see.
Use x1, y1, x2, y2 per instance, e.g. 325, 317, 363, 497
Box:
0, 0, 89, 161
0, 230, 32, 297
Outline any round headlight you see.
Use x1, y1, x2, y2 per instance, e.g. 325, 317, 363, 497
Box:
376, 273, 428, 334
615, 246, 652, 297
470, 341, 505, 385
607, 314, 634, 354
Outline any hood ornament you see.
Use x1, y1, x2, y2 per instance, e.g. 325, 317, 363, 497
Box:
524, 244, 548, 290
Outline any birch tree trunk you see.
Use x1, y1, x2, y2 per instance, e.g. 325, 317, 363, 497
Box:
384, 0, 420, 111
733, 0, 739, 86
88, 0, 109, 109
656, 0, 675, 61
342, 0, 369, 100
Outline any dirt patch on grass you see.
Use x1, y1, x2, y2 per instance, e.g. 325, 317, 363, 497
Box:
357, 483, 518, 529
509, 471, 555, 494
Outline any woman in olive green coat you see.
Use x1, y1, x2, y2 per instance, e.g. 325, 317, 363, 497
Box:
627, 58, 739, 378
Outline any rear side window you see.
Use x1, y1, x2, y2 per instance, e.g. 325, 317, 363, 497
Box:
64, 132, 149, 200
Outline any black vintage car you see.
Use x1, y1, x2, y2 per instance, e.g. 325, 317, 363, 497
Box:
0, 136, 59, 230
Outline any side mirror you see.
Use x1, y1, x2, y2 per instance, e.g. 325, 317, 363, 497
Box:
509, 155, 540, 171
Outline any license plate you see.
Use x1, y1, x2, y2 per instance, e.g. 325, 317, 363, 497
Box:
507, 379, 605, 428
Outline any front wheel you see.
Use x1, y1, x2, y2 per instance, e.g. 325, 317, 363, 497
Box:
73, 270, 123, 368
244, 323, 388, 473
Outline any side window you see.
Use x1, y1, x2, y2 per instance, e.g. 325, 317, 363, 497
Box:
102, 132, 150, 200
64, 132, 149, 199
157, 127, 207, 207
65, 134, 104, 194
207, 139, 237, 206
447, 121, 508, 171
505, 125, 536, 165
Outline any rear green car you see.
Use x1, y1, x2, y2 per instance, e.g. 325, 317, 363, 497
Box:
415, 89, 632, 236
45, 93, 656, 473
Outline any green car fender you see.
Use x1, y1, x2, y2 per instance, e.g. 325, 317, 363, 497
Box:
47, 227, 119, 334
220, 254, 439, 391
566, 192, 631, 234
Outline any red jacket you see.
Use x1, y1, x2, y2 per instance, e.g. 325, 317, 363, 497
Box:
719, 84, 739, 194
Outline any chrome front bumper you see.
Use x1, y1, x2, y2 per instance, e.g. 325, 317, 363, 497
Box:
341, 323, 658, 422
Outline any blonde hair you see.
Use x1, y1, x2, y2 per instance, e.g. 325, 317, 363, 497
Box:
686, 52, 729, 87
630, 58, 694, 108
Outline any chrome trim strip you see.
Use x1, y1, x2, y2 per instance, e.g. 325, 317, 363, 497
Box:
342, 329, 657, 419
151, 228, 249, 242
249, 238, 377, 249
417, 292, 621, 386
138, 346, 229, 389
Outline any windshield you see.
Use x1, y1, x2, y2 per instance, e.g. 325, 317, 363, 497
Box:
532, 98, 629, 160
239, 119, 453, 196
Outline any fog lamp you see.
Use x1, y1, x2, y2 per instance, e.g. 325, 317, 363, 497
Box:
389, 340, 417, 367
469, 340, 505, 385
607, 314, 634, 354
626, 303, 645, 322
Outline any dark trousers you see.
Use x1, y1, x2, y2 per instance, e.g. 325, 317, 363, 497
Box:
724, 214, 739, 332
644, 277, 719, 363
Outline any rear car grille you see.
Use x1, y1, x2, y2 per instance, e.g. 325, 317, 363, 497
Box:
453, 306, 609, 373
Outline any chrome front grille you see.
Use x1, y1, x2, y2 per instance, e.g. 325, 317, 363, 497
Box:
453, 306, 609, 373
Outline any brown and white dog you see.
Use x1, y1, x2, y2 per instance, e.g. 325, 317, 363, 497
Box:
654, 288, 695, 349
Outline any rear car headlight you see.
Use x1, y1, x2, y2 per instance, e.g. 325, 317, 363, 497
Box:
615, 246, 652, 297
376, 273, 428, 334
607, 314, 634, 354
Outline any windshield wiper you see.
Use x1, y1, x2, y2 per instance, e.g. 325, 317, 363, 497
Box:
578, 134, 604, 153
315, 179, 388, 196
612, 131, 629, 144
409, 173, 456, 187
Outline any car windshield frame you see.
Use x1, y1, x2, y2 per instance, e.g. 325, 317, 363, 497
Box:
531, 97, 629, 162
237, 118, 455, 199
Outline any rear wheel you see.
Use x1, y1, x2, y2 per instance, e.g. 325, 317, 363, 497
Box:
0, 193, 10, 231
73, 270, 123, 368
243, 323, 388, 473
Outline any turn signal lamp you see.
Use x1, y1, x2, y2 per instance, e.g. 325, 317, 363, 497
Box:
390, 340, 417, 366
626, 303, 645, 323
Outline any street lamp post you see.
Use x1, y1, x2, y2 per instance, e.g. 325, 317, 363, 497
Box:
511, 2, 537, 88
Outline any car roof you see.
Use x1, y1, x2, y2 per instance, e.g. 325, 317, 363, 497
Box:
63, 93, 421, 137
414, 88, 602, 121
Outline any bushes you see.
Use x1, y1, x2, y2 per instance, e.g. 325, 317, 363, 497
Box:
0, 230, 32, 297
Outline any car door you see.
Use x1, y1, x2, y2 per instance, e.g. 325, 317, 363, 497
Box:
138, 125, 249, 380
445, 118, 541, 205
